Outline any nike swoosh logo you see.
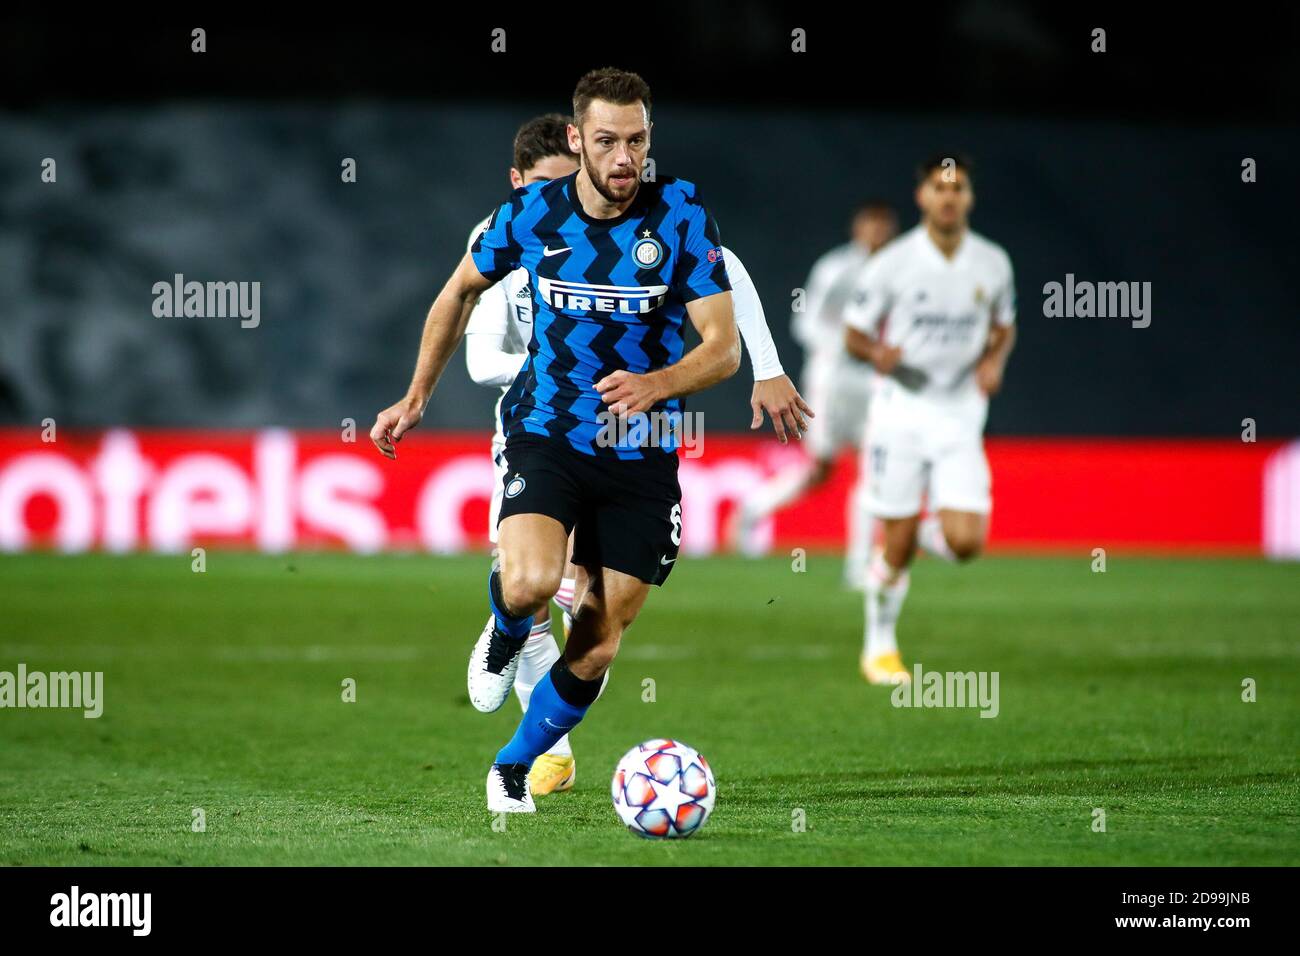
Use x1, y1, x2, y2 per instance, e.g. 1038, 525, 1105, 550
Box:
542, 245, 571, 257
660, 556, 676, 565
542, 718, 574, 731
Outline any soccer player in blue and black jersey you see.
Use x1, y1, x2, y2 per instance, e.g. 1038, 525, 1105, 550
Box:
370, 68, 759, 812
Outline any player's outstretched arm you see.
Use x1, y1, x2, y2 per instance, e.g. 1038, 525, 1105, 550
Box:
724, 245, 813, 443
370, 253, 494, 459
595, 291, 741, 416
845, 326, 902, 374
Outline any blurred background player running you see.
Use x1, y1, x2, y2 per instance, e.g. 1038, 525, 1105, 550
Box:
730, 201, 897, 589
843, 154, 1016, 685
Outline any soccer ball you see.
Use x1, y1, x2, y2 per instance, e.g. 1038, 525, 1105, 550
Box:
611, 739, 715, 839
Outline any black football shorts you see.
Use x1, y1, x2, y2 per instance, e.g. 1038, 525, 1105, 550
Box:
496, 433, 682, 586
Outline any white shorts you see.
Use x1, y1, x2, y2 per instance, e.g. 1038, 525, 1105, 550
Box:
861, 381, 991, 518
802, 354, 874, 460
488, 436, 507, 544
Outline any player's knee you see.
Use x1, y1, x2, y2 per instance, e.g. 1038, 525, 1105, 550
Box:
500, 563, 561, 615
947, 534, 983, 562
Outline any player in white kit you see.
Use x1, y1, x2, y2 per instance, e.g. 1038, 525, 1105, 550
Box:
730, 201, 897, 589
843, 155, 1017, 685
464, 114, 810, 792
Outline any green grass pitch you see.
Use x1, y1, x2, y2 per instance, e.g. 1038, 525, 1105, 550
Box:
1, 552, 1297, 866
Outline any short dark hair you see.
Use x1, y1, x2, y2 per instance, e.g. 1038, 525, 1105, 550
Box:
572, 67, 652, 128
512, 113, 575, 174
852, 199, 897, 220
916, 152, 974, 184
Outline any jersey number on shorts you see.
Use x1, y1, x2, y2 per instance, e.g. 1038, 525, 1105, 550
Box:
670, 503, 682, 546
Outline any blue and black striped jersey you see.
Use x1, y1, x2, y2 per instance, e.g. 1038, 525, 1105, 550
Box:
470, 172, 730, 458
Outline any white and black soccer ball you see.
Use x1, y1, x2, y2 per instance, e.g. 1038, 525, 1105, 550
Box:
611, 739, 715, 839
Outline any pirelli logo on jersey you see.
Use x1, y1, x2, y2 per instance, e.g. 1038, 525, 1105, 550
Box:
537, 277, 669, 315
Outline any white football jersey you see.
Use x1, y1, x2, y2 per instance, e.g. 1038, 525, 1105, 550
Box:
792, 242, 870, 365
465, 216, 533, 362
843, 225, 1015, 401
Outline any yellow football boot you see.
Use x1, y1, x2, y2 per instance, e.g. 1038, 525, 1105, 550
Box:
528, 753, 576, 794
861, 651, 911, 686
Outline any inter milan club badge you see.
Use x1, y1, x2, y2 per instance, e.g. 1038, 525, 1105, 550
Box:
633, 232, 663, 268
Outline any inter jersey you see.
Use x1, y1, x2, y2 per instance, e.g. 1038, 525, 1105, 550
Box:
470, 172, 730, 458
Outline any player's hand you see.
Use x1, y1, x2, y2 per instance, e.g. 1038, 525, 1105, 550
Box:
369, 396, 424, 459
976, 357, 1005, 396
750, 375, 815, 445
870, 342, 904, 375
595, 370, 662, 417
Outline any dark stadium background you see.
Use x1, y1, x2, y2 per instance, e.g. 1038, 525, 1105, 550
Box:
3, 4, 1297, 437
2, 3, 1299, 882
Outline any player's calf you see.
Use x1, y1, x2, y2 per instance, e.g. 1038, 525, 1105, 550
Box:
470, 515, 571, 713
880, 514, 921, 571
468, 561, 561, 713
564, 610, 622, 679
862, 520, 917, 686
491, 656, 605, 803
485, 567, 647, 811
563, 567, 647, 679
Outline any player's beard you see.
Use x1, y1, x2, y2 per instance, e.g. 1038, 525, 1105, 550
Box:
929, 211, 966, 238
581, 146, 640, 205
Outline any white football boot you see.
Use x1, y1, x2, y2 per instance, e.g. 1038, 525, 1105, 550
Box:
467, 616, 525, 713
487, 763, 536, 813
